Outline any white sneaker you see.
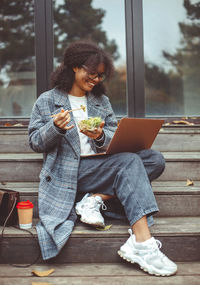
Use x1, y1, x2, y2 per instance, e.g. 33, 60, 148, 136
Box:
118, 229, 177, 276
75, 193, 107, 227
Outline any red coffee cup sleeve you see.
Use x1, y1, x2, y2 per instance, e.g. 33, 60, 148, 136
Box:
16, 200, 34, 209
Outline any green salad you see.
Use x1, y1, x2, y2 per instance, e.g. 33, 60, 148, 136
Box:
78, 117, 102, 132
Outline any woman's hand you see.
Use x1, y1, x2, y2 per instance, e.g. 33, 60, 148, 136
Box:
53, 109, 74, 131
80, 121, 105, 140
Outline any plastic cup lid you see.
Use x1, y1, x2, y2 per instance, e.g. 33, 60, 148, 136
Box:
16, 200, 34, 209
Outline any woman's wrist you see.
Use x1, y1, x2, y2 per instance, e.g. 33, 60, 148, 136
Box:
95, 131, 105, 141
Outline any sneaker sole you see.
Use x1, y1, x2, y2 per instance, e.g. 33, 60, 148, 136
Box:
76, 207, 105, 228
117, 250, 177, 277
80, 217, 105, 228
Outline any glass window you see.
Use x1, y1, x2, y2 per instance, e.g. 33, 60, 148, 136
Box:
0, 0, 36, 117
143, 0, 200, 116
53, 0, 127, 116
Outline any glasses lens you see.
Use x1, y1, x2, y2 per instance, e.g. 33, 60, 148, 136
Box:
82, 65, 106, 81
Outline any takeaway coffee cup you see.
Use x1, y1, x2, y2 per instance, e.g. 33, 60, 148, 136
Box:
16, 200, 34, 229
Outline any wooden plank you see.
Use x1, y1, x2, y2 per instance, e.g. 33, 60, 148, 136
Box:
1, 181, 200, 194
3, 126, 200, 153
156, 195, 200, 217
1, 217, 200, 237
0, 134, 32, 153
158, 161, 200, 181
1, 275, 200, 285
153, 133, 200, 152
0, 218, 200, 263
0, 235, 199, 264
13, 193, 200, 218
1, 152, 200, 182
0, 153, 42, 161
0, 262, 200, 277
1, 152, 200, 161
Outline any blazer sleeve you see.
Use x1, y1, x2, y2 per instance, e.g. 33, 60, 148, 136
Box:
28, 94, 66, 153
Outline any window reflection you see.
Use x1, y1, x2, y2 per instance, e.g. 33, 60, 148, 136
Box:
53, 0, 127, 116
0, 0, 36, 117
143, 0, 200, 116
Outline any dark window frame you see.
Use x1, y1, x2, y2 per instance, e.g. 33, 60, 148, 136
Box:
125, 0, 145, 118
35, 0, 53, 96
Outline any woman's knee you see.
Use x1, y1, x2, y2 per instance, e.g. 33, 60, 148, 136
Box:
148, 149, 165, 177
137, 149, 165, 178
153, 150, 165, 172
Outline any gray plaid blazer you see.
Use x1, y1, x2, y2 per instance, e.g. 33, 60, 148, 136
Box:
28, 88, 117, 260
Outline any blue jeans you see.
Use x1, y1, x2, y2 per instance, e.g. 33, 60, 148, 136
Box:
77, 149, 165, 226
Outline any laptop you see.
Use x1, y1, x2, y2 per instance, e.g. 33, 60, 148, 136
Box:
83, 117, 164, 157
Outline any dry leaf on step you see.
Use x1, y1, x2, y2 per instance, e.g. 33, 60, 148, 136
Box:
32, 268, 55, 277
186, 179, 194, 186
173, 120, 194, 125
96, 224, 112, 231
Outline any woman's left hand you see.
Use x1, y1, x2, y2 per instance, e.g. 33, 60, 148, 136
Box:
80, 121, 105, 140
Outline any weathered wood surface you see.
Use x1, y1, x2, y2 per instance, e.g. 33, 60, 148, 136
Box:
0, 262, 200, 277
2, 126, 200, 153
13, 193, 200, 218
2, 180, 200, 194
1, 217, 200, 263
1, 276, 200, 285
1, 181, 200, 218
1, 217, 200, 237
0, 263, 200, 285
1, 152, 200, 181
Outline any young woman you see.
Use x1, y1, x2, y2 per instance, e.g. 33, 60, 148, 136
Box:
28, 41, 177, 276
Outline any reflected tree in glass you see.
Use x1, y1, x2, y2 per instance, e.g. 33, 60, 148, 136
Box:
53, 0, 126, 115
163, 0, 200, 115
0, 0, 35, 117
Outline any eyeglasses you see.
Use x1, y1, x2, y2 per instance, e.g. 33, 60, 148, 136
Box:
82, 65, 106, 82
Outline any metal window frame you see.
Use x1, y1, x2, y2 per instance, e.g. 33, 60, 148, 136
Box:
125, 0, 145, 118
35, 0, 53, 97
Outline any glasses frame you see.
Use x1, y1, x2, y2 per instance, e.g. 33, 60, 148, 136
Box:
82, 65, 106, 82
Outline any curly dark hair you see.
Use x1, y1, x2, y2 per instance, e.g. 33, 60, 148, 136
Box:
51, 41, 114, 97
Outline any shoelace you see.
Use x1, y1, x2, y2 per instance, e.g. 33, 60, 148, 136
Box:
85, 197, 107, 212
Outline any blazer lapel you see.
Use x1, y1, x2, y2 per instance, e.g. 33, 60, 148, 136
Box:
87, 93, 102, 118
87, 93, 107, 120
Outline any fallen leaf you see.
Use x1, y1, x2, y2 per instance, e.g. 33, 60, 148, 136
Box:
4, 122, 12, 127
96, 224, 112, 231
173, 120, 194, 126
186, 179, 194, 186
13, 123, 24, 127
32, 268, 55, 277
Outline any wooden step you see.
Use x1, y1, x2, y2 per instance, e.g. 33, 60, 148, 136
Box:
153, 126, 200, 152
1, 126, 200, 153
1, 217, 200, 264
1, 181, 200, 218
0, 152, 200, 182
0, 262, 200, 285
